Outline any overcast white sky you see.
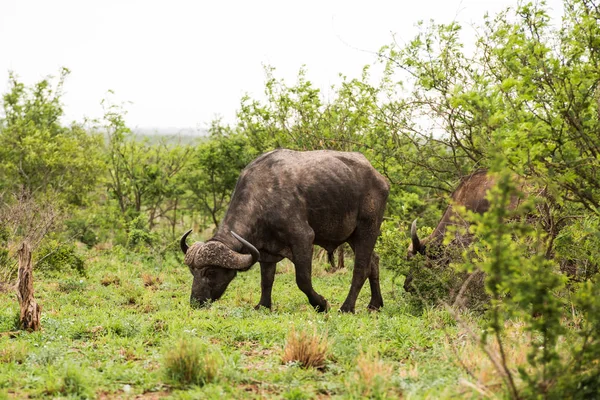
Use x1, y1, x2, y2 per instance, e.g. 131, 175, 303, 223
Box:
0, 0, 564, 131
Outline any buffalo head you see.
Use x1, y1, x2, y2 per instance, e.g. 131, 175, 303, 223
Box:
180, 229, 260, 308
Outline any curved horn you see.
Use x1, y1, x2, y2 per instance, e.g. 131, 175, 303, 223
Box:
180, 229, 192, 254
411, 218, 422, 254
231, 231, 260, 267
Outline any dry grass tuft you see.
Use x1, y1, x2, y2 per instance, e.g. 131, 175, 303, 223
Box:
100, 273, 120, 287
141, 273, 163, 288
282, 326, 328, 370
0, 342, 28, 364
448, 320, 544, 396
347, 352, 399, 398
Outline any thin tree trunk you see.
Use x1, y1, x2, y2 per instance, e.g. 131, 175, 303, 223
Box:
16, 242, 41, 331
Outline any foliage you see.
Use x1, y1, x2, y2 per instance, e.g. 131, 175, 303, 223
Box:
0, 68, 103, 204
0, 0, 599, 398
36, 239, 85, 276
183, 120, 254, 228
103, 98, 191, 232
163, 338, 221, 388
377, 0, 600, 211
553, 214, 600, 280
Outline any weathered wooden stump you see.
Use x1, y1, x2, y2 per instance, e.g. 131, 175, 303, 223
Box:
16, 242, 41, 331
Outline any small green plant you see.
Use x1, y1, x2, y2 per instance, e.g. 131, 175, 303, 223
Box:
283, 387, 312, 400
29, 345, 62, 366
0, 342, 28, 364
60, 364, 93, 399
163, 338, 221, 387
57, 278, 87, 293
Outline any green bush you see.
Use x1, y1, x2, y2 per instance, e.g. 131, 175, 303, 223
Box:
554, 216, 600, 281
126, 215, 156, 250
65, 214, 100, 248
163, 338, 221, 388
375, 219, 412, 275
405, 253, 489, 313
36, 239, 85, 276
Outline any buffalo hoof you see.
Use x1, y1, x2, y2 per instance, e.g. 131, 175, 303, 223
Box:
190, 298, 211, 309
339, 305, 355, 313
254, 303, 271, 311
314, 301, 330, 313
367, 300, 383, 311
367, 304, 382, 312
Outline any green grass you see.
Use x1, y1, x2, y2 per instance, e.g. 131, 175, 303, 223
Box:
0, 248, 487, 399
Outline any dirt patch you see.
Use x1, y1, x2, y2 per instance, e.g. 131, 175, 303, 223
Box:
97, 390, 170, 399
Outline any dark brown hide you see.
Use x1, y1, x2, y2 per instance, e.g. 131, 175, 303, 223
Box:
408, 170, 526, 256
182, 149, 390, 313
405, 170, 526, 292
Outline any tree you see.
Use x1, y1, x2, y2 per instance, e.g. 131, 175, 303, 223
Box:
0, 68, 102, 204
184, 121, 252, 228
377, 0, 600, 211
103, 99, 191, 232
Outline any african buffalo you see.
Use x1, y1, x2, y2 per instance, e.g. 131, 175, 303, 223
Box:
404, 169, 527, 292
180, 149, 390, 313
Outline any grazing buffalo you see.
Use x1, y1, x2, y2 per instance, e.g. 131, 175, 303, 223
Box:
404, 169, 527, 292
180, 149, 390, 313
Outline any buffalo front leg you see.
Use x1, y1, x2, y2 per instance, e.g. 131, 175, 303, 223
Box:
255, 262, 276, 310
291, 239, 330, 312
340, 231, 379, 313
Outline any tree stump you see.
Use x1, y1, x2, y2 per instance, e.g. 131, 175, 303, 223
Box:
16, 242, 41, 331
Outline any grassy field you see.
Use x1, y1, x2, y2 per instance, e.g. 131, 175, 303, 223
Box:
0, 246, 504, 399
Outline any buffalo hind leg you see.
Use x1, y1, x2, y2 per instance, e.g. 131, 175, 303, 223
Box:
340, 226, 380, 313
367, 252, 383, 311
255, 261, 277, 310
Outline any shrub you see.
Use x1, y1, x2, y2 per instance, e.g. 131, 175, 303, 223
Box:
58, 364, 93, 399
0, 342, 28, 364
126, 215, 156, 250
64, 214, 100, 248
282, 327, 328, 370
553, 216, 600, 281
404, 250, 489, 313
163, 338, 221, 387
36, 239, 85, 276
